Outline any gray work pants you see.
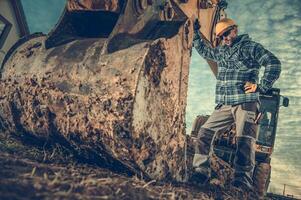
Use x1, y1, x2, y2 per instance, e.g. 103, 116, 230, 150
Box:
193, 102, 259, 183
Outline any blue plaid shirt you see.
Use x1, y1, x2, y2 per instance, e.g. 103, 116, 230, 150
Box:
193, 32, 281, 105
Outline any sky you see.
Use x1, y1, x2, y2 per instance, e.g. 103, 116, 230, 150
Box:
21, 0, 65, 33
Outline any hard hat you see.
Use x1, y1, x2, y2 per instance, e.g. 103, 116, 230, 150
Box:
215, 18, 236, 37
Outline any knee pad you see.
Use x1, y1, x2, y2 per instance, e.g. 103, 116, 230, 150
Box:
195, 128, 215, 155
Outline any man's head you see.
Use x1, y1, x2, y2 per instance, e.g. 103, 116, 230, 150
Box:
216, 18, 238, 46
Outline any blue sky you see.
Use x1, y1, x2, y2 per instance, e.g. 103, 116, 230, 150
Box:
21, 0, 65, 33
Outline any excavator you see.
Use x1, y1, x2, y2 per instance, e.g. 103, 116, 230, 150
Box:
0, 0, 226, 181
0, 0, 285, 198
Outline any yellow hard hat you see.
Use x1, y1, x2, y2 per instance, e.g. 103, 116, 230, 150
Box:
215, 18, 236, 37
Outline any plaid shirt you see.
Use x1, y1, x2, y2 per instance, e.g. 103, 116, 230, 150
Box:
193, 32, 281, 105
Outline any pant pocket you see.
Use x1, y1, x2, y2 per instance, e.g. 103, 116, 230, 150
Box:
241, 102, 258, 124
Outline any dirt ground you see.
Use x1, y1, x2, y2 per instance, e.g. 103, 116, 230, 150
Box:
0, 132, 258, 200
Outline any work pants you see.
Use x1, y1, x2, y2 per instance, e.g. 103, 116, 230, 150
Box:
193, 102, 259, 184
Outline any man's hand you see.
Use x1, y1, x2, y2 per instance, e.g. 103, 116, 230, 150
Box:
194, 19, 201, 32
244, 82, 258, 93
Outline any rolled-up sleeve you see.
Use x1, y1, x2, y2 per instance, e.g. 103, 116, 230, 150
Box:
251, 42, 281, 93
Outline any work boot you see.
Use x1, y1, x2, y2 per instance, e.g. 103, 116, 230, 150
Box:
229, 184, 250, 200
232, 136, 255, 192
191, 159, 211, 185
231, 175, 253, 192
191, 128, 215, 185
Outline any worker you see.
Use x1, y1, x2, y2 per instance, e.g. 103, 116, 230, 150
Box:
192, 18, 281, 191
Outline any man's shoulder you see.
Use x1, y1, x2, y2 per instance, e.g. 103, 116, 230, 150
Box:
239, 36, 256, 46
239, 36, 265, 48
240, 38, 264, 52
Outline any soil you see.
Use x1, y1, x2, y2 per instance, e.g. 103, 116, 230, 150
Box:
0, 132, 257, 200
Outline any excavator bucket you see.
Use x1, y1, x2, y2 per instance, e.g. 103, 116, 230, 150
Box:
0, 0, 227, 181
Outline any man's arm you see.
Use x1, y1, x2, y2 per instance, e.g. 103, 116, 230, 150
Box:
193, 31, 219, 62
251, 42, 281, 93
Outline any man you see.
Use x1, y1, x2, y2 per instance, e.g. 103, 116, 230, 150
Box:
192, 18, 281, 191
